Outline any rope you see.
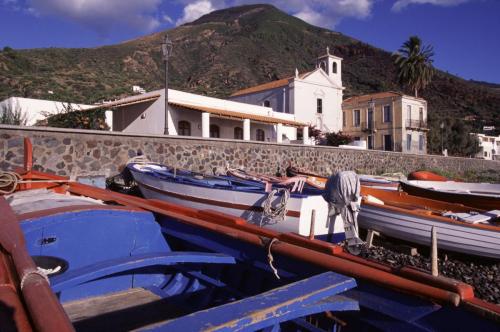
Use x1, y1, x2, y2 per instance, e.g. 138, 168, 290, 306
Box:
20, 268, 50, 290
266, 238, 280, 279
0, 171, 75, 195
0, 171, 21, 194
262, 188, 290, 223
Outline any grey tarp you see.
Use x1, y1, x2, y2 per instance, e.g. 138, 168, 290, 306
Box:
323, 171, 365, 254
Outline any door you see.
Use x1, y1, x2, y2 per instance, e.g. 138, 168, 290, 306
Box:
384, 134, 392, 151
367, 109, 374, 130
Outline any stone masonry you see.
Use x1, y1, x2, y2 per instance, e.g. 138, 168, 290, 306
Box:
1, 125, 499, 179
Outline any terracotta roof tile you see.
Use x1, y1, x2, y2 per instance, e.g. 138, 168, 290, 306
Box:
343, 91, 426, 105
230, 71, 312, 97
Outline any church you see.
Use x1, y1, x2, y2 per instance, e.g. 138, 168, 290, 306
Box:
229, 48, 344, 135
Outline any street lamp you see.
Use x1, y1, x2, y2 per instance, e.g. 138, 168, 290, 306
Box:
440, 121, 444, 155
161, 34, 173, 135
368, 100, 375, 149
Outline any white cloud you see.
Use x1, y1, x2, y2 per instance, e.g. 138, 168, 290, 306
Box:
392, 0, 471, 12
26, 0, 163, 35
176, 0, 216, 25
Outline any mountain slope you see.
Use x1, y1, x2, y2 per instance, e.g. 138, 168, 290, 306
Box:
0, 4, 499, 129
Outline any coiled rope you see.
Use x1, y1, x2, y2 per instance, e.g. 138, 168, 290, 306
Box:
0, 171, 21, 194
262, 188, 290, 223
0, 171, 74, 195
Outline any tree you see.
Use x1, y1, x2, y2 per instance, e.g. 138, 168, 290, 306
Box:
394, 36, 435, 98
427, 116, 481, 157
321, 131, 353, 147
0, 103, 28, 125
308, 125, 323, 144
42, 103, 109, 130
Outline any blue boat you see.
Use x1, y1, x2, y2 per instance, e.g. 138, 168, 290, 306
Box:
4, 188, 359, 331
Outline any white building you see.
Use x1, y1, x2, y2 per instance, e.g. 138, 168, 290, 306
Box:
473, 134, 500, 160
89, 88, 310, 144
0, 97, 98, 126
229, 48, 344, 135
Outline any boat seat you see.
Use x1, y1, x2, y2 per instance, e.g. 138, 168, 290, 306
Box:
442, 211, 498, 224
154, 271, 358, 331
51, 251, 235, 293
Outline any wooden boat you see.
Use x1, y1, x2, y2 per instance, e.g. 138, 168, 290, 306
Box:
287, 166, 500, 258
1, 138, 500, 331
287, 166, 400, 190
127, 163, 345, 242
408, 170, 449, 181
359, 186, 500, 259
400, 180, 500, 211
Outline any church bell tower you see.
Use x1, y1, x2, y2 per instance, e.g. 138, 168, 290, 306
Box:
316, 47, 342, 87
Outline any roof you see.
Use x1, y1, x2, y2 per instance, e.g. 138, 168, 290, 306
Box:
343, 91, 426, 105
90, 90, 306, 127
86, 93, 161, 111
230, 71, 312, 97
170, 101, 307, 127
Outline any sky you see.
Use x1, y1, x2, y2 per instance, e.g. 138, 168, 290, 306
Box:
1, 0, 499, 84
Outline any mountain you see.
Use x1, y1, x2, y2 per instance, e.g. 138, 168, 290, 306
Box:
0, 4, 499, 130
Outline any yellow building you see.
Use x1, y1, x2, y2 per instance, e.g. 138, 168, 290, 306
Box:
342, 92, 428, 154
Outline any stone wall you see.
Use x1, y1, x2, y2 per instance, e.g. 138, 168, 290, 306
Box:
1, 125, 499, 179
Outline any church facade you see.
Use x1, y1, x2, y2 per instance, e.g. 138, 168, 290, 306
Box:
229, 48, 344, 135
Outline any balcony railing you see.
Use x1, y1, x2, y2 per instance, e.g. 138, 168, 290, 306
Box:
405, 119, 428, 130
361, 121, 376, 132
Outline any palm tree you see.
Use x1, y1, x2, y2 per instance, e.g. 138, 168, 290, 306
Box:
394, 36, 435, 98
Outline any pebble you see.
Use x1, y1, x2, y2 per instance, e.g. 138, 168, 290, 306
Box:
358, 244, 500, 304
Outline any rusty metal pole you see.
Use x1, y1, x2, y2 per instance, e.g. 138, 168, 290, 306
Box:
309, 210, 316, 240
431, 226, 438, 276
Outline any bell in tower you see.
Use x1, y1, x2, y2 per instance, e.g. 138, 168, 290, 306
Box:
316, 47, 343, 87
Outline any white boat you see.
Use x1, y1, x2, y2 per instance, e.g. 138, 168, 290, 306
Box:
358, 187, 500, 259
127, 163, 345, 242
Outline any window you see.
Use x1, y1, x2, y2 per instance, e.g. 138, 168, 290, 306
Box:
234, 127, 243, 140
353, 109, 361, 127
263, 100, 271, 107
384, 135, 392, 151
342, 111, 346, 127
419, 107, 424, 123
317, 98, 323, 114
256, 129, 265, 142
407, 134, 412, 151
407, 105, 412, 121
383, 105, 391, 123
210, 124, 220, 138
419, 134, 424, 151
354, 137, 360, 141
319, 61, 327, 73
178, 121, 191, 136
332, 62, 337, 74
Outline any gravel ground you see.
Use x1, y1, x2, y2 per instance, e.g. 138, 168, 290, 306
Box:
358, 241, 500, 304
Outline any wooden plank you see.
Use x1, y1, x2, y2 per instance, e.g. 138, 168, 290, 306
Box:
146, 271, 356, 331
63, 288, 161, 322
63, 288, 187, 331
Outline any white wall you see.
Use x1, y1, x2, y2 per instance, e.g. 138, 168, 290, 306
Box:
0, 97, 94, 126
292, 73, 343, 132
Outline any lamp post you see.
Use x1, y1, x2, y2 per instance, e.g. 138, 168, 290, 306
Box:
440, 121, 444, 155
368, 100, 375, 149
161, 35, 173, 135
